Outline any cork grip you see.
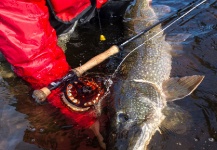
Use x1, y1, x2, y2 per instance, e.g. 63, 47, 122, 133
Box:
32, 45, 120, 102
73, 45, 119, 76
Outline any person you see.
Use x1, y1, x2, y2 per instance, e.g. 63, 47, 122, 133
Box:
0, 0, 109, 149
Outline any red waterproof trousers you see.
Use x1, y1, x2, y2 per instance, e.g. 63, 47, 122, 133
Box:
0, 0, 107, 128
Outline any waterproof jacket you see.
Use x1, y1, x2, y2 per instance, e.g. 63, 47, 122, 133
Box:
0, 0, 107, 128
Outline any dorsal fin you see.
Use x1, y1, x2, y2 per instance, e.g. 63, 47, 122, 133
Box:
162, 75, 204, 101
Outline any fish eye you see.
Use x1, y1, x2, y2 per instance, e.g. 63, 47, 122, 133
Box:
118, 113, 129, 122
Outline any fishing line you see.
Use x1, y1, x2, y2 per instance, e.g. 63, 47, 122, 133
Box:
97, 9, 106, 41
112, 0, 207, 78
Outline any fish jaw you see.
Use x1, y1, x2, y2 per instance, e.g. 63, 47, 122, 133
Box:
107, 107, 165, 150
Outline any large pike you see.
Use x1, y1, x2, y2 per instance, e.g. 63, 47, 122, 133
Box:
107, 0, 204, 149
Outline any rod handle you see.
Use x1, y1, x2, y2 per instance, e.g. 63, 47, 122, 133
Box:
74, 45, 119, 76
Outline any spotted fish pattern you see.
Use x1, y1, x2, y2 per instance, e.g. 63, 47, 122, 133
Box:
107, 0, 204, 149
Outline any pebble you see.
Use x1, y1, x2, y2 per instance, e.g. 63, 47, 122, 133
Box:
208, 138, 214, 142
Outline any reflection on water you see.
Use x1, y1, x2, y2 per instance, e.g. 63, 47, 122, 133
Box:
0, 0, 217, 149
0, 77, 39, 149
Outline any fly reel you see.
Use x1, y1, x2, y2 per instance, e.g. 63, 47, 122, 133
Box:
61, 76, 105, 112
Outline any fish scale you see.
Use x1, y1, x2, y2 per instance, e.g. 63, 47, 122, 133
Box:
124, 33, 172, 87
123, 14, 172, 87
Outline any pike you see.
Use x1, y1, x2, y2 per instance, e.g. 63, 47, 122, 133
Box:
107, 0, 205, 149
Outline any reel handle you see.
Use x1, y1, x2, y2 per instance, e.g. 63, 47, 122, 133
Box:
32, 87, 51, 103
32, 45, 120, 103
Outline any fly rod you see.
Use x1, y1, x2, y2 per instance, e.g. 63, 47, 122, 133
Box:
32, 0, 206, 102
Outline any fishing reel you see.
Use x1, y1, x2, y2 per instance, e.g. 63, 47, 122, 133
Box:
61, 76, 105, 112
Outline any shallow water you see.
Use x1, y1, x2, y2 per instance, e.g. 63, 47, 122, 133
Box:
0, 0, 217, 149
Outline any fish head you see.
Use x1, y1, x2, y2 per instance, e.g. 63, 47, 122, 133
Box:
107, 81, 165, 150
124, 0, 157, 28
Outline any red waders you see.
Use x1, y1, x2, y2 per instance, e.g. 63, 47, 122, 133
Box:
0, 0, 107, 128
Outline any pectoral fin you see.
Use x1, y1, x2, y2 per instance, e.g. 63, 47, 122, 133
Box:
162, 75, 204, 101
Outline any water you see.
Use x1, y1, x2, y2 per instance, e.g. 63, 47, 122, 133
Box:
0, 0, 217, 149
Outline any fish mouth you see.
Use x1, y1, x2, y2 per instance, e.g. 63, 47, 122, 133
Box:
107, 119, 150, 150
